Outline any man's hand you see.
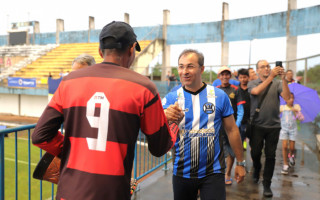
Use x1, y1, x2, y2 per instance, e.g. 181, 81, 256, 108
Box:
271, 66, 285, 79
234, 165, 246, 183
164, 102, 184, 124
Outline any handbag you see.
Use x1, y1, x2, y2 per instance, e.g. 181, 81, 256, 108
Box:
246, 82, 272, 139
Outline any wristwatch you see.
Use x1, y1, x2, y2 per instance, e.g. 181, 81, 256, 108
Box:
236, 160, 246, 167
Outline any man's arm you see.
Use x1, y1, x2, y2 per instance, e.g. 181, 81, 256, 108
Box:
140, 94, 179, 157
32, 105, 64, 157
223, 115, 246, 183
251, 67, 282, 95
280, 73, 290, 101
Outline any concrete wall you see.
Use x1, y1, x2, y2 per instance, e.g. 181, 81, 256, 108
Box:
0, 93, 47, 117
0, 5, 319, 46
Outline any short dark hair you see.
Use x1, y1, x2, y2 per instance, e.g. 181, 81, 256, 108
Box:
178, 49, 204, 66
238, 68, 249, 76
286, 69, 293, 73
101, 37, 133, 55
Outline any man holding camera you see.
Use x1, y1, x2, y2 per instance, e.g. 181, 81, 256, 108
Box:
248, 60, 290, 197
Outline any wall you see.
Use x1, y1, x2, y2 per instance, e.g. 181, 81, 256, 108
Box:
0, 5, 318, 46
0, 93, 47, 117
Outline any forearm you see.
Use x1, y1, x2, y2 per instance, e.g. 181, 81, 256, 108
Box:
251, 75, 273, 95
227, 126, 244, 161
281, 79, 290, 101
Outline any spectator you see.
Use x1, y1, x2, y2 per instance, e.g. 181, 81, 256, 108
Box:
285, 69, 298, 84
279, 93, 302, 175
163, 49, 245, 200
32, 21, 179, 200
237, 68, 251, 150
71, 54, 96, 71
212, 66, 240, 87
216, 66, 244, 186
248, 60, 290, 197
248, 67, 258, 81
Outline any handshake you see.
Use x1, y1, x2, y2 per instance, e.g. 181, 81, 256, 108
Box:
164, 102, 185, 125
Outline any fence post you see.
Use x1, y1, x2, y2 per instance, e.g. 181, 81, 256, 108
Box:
0, 134, 4, 200
304, 58, 308, 84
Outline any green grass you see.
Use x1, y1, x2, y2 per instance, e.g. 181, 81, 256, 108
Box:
3, 129, 170, 199
4, 131, 57, 200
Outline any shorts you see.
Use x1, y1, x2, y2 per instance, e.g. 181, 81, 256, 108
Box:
222, 133, 235, 158
279, 127, 297, 141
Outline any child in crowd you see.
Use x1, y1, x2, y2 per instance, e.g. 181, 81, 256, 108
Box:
279, 93, 303, 175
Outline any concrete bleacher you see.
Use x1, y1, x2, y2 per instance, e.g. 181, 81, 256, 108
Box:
0, 44, 57, 81
8, 41, 152, 86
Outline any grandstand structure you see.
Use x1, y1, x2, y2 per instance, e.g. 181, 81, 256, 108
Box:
1, 40, 156, 87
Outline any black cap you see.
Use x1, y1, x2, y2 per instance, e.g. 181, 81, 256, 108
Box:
99, 21, 141, 52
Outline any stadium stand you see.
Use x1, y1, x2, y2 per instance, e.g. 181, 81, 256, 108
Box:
0, 44, 57, 81
7, 41, 152, 87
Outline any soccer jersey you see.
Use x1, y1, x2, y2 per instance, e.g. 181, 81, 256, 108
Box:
216, 84, 244, 127
32, 62, 178, 200
162, 83, 234, 178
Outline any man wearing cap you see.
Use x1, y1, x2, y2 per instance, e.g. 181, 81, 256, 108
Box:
216, 66, 245, 186
212, 66, 240, 87
32, 21, 180, 200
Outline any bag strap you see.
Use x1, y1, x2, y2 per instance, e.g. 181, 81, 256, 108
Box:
252, 82, 273, 120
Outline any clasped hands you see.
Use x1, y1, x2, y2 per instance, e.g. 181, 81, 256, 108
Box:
164, 102, 185, 125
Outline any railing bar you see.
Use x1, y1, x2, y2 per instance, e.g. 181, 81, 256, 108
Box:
51, 183, 54, 199
0, 133, 4, 200
40, 149, 42, 200
15, 131, 18, 200
139, 131, 142, 177
28, 129, 31, 200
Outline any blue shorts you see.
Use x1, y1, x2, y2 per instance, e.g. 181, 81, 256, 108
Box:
279, 127, 297, 141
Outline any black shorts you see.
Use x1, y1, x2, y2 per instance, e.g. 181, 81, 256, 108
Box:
172, 173, 226, 200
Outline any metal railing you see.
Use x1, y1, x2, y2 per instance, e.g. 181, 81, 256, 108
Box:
0, 124, 171, 200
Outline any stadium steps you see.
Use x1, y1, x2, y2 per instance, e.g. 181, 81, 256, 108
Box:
8, 40, 154, 87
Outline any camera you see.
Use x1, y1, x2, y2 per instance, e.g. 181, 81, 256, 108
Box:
275, 61, 283, 67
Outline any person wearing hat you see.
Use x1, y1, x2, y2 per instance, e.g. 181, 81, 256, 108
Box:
212, 66, 240, 87
32, 21, 180, 200
216, 65, 245, 186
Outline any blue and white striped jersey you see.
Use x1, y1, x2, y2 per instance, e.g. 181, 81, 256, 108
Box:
162, 84, 234, 178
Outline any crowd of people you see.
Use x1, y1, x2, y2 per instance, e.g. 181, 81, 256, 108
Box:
32, 21, 305, 200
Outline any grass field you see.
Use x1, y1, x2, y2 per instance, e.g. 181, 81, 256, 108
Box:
4, 131, 56, 200
2, 128, 171, 199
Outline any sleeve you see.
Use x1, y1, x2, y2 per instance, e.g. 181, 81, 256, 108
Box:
278, 80, 283, 94
294, 104, 301, 111
162, 92, 176, 109
235, 89, 244, 126
140, 93, 178, 157
236, 104, 244, 127
280, 105, 284, 112
212, 79, 221, 87
32, 86, 65, 156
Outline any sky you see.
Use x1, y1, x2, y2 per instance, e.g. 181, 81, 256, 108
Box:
1, 0, 320, 72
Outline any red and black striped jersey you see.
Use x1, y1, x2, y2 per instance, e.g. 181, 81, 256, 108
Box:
32, 62, 178, 200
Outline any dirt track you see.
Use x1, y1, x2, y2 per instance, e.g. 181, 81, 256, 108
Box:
0, 113, 39, 124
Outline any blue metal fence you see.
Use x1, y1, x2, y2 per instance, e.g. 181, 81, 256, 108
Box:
0, 123, 172, 200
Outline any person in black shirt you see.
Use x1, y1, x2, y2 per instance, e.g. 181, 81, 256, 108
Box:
237, 69, 251, 150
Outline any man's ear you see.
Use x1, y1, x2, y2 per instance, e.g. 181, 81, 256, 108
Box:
99, 48, 104, 58
128, 43, 136, 57
200, 65, 205, 74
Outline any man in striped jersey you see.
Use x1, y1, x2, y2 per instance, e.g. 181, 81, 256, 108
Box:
32, 21, 179, 200
163, 49, 246, 200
